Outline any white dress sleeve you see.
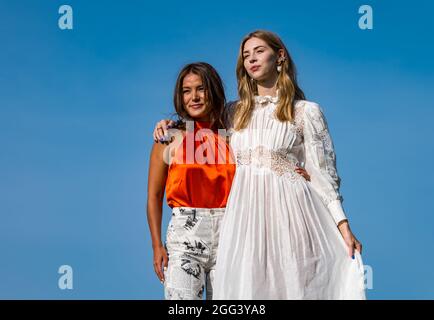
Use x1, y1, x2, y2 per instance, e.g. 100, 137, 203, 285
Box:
302, 102, 347, 225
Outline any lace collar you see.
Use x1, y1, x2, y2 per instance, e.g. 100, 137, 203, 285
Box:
254, 90, 279, 106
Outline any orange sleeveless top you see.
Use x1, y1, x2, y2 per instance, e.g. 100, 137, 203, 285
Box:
165, 121, 236, 208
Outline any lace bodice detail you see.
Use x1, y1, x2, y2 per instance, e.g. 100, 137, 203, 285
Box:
230, 98, 347, 225
236, 145, 303, 182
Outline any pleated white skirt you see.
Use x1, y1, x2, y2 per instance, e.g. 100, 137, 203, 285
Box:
213, 166, 366, 300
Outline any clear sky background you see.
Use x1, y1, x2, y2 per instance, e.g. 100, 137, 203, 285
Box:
1, 0, 434, 299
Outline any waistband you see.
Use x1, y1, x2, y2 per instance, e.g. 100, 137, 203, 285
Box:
172, 207, 225, 217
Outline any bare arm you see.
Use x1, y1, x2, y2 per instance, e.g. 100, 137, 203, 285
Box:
147, 142, 169, 282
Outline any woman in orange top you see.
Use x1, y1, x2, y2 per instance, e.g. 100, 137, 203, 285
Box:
147, 62, 309, 300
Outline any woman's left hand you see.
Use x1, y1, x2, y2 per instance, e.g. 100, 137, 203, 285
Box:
337, 220, 363, 259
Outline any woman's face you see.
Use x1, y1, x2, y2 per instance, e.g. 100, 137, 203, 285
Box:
242, 37, 280, 82
182, 72, 210, 121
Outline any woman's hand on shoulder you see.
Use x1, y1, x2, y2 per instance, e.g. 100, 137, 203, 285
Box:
153, 119, 176, 144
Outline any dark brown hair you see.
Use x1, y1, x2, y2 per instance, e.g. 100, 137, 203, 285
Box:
173, 62, 227, 130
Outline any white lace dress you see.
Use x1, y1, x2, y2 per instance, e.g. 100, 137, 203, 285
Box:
213, 96, 366, 299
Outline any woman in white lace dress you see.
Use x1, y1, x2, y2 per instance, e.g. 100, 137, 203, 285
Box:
211, 30, 366, 299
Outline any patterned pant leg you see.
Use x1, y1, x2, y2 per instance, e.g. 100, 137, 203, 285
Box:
164, 252, 206, 300
164, 209, 210, 300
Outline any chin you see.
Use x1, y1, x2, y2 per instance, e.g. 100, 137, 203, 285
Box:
252, 73, 267, 82
188, 111, 207, 119
247, 72, 259, 80
252, 68, 273, 82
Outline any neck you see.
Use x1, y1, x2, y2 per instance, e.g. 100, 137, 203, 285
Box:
194, 119, 214, 130
256, 71, 279, 97
193, 115, 211, 122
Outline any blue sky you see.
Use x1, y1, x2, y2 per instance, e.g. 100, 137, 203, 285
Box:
1, 0, 434, 299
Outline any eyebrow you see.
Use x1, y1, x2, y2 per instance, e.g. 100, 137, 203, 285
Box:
243, 45, 266, 55
182, 84, 204, 89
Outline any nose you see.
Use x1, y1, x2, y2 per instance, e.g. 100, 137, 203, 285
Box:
249, 53, 257, 64
192, 90, 200, 101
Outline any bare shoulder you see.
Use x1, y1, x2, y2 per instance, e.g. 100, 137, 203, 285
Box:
150, 141, 167, 161
161, 129, 186, 164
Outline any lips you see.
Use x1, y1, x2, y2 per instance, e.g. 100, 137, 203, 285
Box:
190, 104, 204, 109
250, 65, 260, 72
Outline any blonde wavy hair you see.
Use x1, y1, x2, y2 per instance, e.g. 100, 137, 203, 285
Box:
234, 30, 305, 130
